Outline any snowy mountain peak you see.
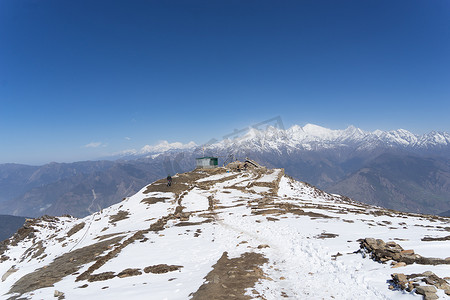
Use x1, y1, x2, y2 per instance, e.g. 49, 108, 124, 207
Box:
118, 141, 198, 157
207, 124, 450, 153
301, 123, 336, 138
1, 166, 449, 299
140, 140, 198, 154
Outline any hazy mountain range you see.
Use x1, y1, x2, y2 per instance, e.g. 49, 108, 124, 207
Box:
0, 124, 449, 218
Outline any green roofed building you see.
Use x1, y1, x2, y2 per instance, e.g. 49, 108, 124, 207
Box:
196, 157, 218, 169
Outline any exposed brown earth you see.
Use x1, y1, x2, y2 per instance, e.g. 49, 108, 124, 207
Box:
144, 264, 183, 274
8, 236, 123, 297
315, 232, 339, 239
108, 210, 129, 223
141, 197, 170, 205
67, 222, 85, 237
76, 231, 146, 282
87, 272, 116, 282
117, 268, 142, 278
190, 251, 268, 300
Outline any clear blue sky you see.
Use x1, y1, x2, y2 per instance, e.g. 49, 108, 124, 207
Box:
1, 0, 449, 165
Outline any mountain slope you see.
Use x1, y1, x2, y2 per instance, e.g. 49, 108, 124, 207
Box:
0, 162, 114, 204
1, 166, 449, 299
1, 161, 164, 218
0, 215, 26, 242
327, 154, 450, 214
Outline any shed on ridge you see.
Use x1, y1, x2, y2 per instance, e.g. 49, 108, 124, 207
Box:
196, 157, 218, 169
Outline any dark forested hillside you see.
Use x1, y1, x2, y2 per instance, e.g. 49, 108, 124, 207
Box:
0, 215, 26, 241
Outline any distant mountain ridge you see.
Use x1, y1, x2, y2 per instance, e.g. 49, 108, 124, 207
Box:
0, 124, 449, 218
120, 124, 450, 158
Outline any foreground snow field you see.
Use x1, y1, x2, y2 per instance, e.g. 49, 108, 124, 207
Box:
1, 166, 449, 299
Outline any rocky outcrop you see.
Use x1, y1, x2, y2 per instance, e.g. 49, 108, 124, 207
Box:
359, 238, 450, 265
390, 271, 450, 300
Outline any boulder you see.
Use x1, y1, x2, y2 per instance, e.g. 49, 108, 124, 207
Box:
391, 262, 406, 268
415, 285, 437, 295
423, 292, 439, 300
392, 273, 407, 283
54, 290, 65, 299
400, 249, 414, 256
423, 274, 450, 290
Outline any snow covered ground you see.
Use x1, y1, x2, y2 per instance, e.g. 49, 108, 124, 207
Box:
1, 167, 449, 299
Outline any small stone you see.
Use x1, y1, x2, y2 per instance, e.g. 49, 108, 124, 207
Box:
257, 244, 270, 249
392, 262, 407, 268
279, 277, 286, 280
415, 285, 437, 295
54, 290, 64, 298
388, 285, 394, 290
445, 289, 450, 296
422, 271, 435, 277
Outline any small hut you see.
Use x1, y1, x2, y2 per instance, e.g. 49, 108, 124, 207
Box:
196, 157, 218, 169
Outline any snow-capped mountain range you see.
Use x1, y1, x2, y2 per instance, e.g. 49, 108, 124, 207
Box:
1, 166, 449, 299
130, 124, 450, 156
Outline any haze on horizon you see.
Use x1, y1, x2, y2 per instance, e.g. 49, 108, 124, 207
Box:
1, 0, 449, 165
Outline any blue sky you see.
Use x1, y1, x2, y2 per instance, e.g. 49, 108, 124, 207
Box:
1, 0, 449, 165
